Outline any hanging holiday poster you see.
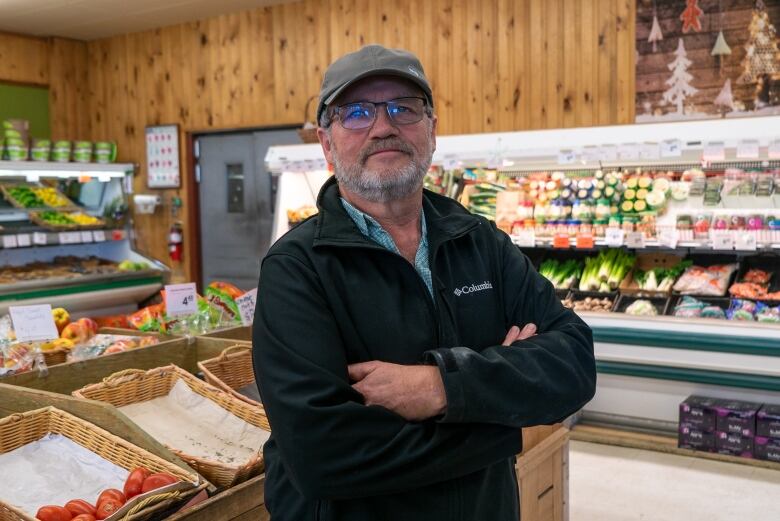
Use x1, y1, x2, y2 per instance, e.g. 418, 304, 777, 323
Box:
636, 0, 780, 122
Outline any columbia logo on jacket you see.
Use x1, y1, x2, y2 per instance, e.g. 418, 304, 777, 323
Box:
453, 281, 493, 297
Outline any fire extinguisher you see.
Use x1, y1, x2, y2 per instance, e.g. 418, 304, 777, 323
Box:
168, 221, 183, 262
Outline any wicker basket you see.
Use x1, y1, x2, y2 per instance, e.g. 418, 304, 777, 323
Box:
198, 344, 260, 407
28, 211, 79, 231
73, 365, 270, 488
0, 184, 77, 211
0, 406, 202, 521
297, 95, 320, 143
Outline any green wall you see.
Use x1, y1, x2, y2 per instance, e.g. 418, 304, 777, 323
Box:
0, 83, 50, 139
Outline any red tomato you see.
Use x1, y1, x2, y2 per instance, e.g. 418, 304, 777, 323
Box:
123, 467, 151, 499
95, 500, 121, 520
141, 472, 179, 493
72, 516, 96, 521
35, 506, 73, 521
64, 500, 95, 517
96, 489, 125, 506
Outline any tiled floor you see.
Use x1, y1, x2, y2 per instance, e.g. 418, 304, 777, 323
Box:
570, 440, 780, 521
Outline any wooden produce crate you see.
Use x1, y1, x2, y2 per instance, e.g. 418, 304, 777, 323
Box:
619, 252, 685, 297
200, 325, 253, 343
167, 474, 269, 521
1, 336, 248, 395
198, 344, 260, 407
0, 405, 204, 521
73, 365, 270, 488
516, 426, 569, 521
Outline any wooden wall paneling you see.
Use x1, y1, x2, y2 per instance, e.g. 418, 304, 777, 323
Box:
0, 32, 49, 85
432, 0, 453, 132
512, 0, 530, 131
480, 0, 498, 132
465, 0, 483, 133
545, 0, 563, 129
48, 38, 90, 140
577, 0, 596, 127
562, 0, 578, 129
615, 0, 634, 124
528, 0, 545, 128
597, 0, 617, 125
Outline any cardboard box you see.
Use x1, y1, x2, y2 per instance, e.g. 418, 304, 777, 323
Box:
678, 424, 716, 451
619, 252, 685, 296
715, 399, 761, 437
757, 404, 780, 439
715, 431, 754, 458
754, 437, 780, 463
679, 395, 719, 432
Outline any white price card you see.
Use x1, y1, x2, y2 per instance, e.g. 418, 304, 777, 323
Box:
2, 235, 18, 249
735, 233, 758, 251
557, 150, 577, 165
599, 145, 618, 162
9, 304, 59, 342
660, 140, 683, 158
92, 230, 106, 242
236, 288, 258, 326
80, 231, 94, 243
58, 232, 69, 245
703, 142, 726, 161
625, 232, 646, 249
710, 231, 734, 250
33, 232, 47, 246
736, 140, 760, 159
442, 155, 458, 170
657, 228, 679, 249
769, 141, 780, 159
165, 283, 198, 317
604, 227, 625, 247
512, 228, 536, 247
640, 143, 661, 160
582, 147, 601, 163
15, 234, 31, 247
618, 144, 640, 161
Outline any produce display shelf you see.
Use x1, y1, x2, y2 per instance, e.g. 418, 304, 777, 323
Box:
0, 160, 132, 178
0, 227, 124, 248
513, 236, 780, 251
0, 272, 164, 300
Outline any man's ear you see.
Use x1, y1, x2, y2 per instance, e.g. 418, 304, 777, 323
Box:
317, 127, 334, 164
430, 114, 438, 153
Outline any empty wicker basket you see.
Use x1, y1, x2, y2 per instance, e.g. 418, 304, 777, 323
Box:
0, 406, 201, 521
72, 365, 270, 488
198, 344, 261, 407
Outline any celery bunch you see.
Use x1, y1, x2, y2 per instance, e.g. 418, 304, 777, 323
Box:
578, 249, 636, 292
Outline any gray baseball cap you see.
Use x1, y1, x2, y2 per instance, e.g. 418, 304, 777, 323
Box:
317, 44, 433, 125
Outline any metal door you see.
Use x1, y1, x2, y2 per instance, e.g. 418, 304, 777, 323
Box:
197, 129, 300, 289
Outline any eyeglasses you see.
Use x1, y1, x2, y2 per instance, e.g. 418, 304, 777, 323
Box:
329, 97, 429, 130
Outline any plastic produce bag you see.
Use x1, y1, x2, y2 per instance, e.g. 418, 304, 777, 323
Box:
673, 264, 738, 296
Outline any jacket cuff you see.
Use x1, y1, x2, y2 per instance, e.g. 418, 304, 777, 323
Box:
423, 348, 466, 423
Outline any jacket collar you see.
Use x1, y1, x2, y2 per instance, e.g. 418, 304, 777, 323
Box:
313, 176, 481, 249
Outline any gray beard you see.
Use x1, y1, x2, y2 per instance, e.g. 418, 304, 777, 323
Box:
332, 151, 432, 203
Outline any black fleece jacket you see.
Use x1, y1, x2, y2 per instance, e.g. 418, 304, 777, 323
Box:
252, 176, 596, 521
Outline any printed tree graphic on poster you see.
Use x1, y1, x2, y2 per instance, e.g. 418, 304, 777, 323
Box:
738, 0, 780, 88
663, 39, 698, 115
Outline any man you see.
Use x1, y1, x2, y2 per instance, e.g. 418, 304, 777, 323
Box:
253, 44, 596, 520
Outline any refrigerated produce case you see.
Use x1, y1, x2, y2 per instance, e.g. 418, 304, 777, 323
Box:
265, 116, 780, 431
0, 161, 168, 316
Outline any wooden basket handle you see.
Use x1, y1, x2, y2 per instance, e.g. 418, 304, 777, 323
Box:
103, 368, 147, 384
219, 344, 252, 360
120, 490, 181, 521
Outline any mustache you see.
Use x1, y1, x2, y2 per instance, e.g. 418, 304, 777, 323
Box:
359, 139, 414, 163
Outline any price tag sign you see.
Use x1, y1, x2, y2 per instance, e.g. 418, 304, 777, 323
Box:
9, 304, 59, 342
80, 231, 94, 243
657, 228, 679, 249
582, 147, 601, 163
599, 145, 618, 162
640, 143, 661, 160
735, 233, 758, 251
660, 140, 683, 158
512, 228, 536, 247
92, 230, 106, 242
33, 232, 47, 246
15, 234, 31, 247
710, 230, 734, 250
605, 227, 625, 247
625, 232, 646, 249
769, 141, 780, 159
442, 155, 458, 170
703, 142, 726, 161
736, 140, 760, 159
557, 149, 577, 165
575, 232, 594, 249
2, 235, 18, 249
165, 283, 198, 317
552, 233, 570, 249
236, 288, 258, 326
618, 144, 640, 161
58, 232, 70, 245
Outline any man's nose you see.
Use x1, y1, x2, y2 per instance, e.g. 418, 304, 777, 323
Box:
367, 106, 400, 139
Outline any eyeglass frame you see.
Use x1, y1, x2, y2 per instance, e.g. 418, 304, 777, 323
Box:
321, 96, 433, 130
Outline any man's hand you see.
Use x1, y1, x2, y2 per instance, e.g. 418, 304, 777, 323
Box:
348, 361, 446, 422
502, 323, 537, 346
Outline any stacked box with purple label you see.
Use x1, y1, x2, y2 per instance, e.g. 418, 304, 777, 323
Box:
679, 395, 780, 461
